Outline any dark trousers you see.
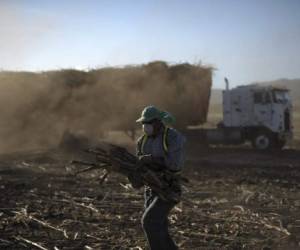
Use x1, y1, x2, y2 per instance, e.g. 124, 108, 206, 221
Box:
142, 191, 178, 250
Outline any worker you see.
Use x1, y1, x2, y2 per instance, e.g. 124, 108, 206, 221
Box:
134, 105, 186, 250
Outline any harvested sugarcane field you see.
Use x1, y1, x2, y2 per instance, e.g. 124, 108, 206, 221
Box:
0, 132, 300, 249
1, 1, 300, 249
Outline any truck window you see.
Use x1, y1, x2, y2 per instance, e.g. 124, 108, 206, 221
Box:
254, 92, 263, 103
284, 92, 290, 101
273, 91, 289, 103
264, 92, 271, 104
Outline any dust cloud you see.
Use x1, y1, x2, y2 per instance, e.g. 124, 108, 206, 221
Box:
0, 61, 212, 153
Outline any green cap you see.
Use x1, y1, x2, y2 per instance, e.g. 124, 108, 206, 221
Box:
136, 105, 176, 124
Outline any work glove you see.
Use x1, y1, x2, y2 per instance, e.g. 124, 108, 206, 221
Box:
128, 172, 144, 189
138, 154, 153, 164
138, 154, 165, 171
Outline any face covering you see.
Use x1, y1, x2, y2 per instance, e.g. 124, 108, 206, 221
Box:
142, 124, 154, 136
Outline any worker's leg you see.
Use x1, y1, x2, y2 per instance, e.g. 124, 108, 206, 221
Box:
141, 196, 178, 250
163, 214, 178, 250
144, 186, 153, 208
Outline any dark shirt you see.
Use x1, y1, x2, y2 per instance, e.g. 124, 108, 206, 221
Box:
136, 127, 185, 172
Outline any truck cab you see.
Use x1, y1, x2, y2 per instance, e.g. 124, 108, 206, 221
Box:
221, 83, 293, 149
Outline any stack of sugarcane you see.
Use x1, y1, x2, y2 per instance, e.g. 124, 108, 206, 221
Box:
71, 144, 187, 203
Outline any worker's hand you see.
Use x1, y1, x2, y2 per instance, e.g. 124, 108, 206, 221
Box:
138, 154, 153, 164
138, 155, 166, 171
128, 172, 144, 189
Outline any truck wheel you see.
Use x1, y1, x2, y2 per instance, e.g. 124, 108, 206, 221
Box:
251, 132, 274, 150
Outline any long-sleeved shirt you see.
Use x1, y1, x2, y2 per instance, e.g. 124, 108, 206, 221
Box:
136, 126, 186, 172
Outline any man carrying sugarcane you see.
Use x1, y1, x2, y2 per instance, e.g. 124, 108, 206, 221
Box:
133, 105, 185, 250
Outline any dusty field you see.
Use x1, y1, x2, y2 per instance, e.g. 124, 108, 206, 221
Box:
0, 143, 300, 250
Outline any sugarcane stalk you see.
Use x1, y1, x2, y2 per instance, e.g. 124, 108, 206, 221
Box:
70, 144, 187, 203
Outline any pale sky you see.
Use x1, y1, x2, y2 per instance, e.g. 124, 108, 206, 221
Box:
0, 0, 299, 88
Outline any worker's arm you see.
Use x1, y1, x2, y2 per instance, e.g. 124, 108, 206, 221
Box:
136, 135, 165, 169
128, 137, 145, 189
136, 136, 143, 157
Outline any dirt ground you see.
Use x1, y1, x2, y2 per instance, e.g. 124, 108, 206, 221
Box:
0, 141, 300, 250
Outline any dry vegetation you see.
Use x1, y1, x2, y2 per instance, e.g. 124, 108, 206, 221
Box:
0, 141, 299, 250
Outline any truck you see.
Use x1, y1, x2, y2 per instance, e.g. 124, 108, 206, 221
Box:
191, 78, 293, 150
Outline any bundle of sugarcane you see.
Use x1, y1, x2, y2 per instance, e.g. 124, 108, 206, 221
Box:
71, 144, 186, 203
